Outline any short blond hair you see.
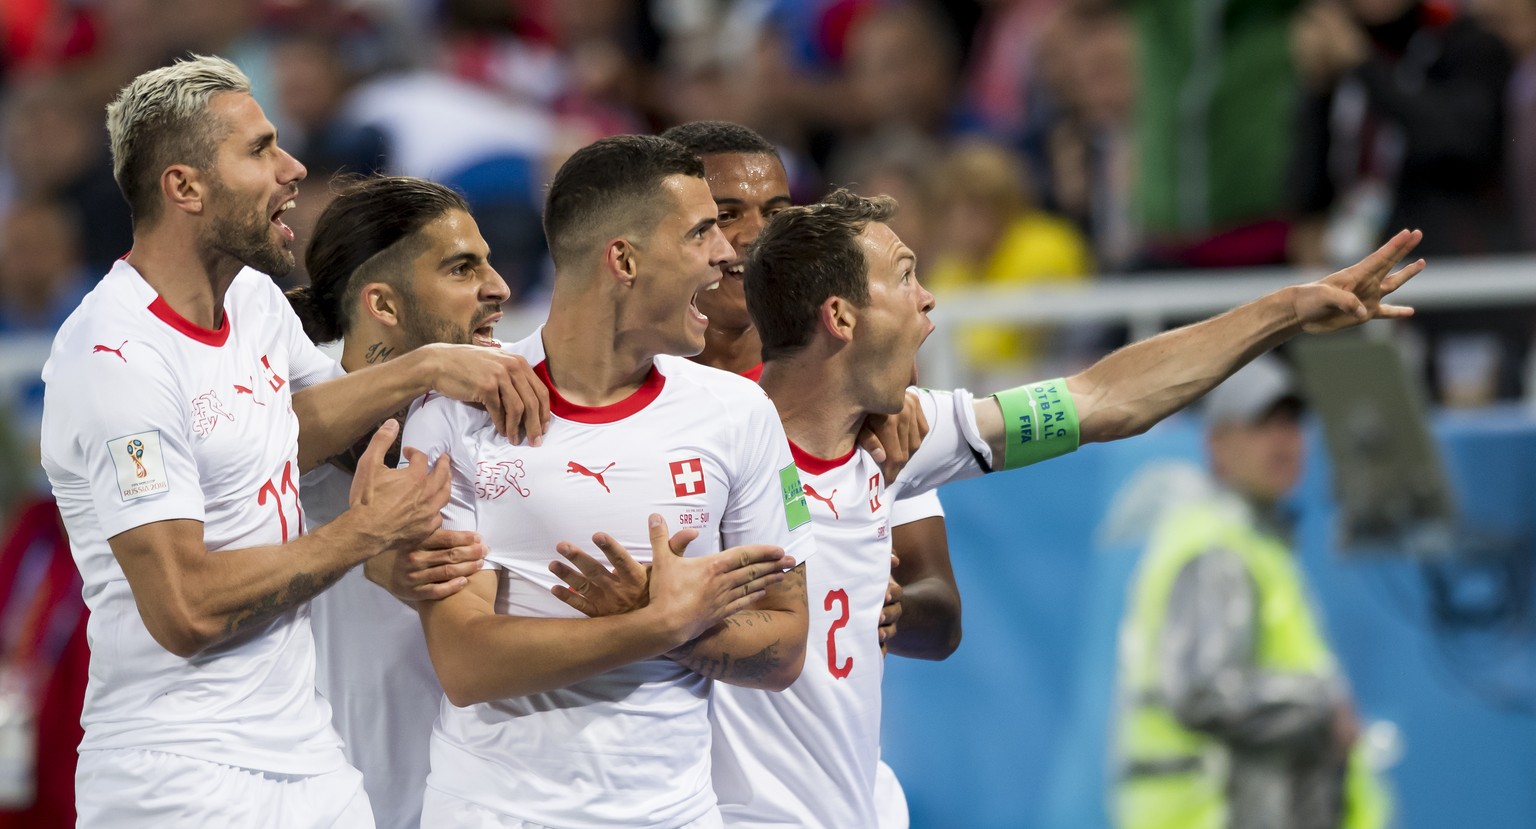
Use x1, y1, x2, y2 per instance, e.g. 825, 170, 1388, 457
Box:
106, 54, 250, 226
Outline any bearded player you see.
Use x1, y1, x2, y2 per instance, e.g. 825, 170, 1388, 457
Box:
559, 189, 1424, 827
39, 56, 544, 827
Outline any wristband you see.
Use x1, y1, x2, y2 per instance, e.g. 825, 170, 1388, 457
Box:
993, 379, 1080, 470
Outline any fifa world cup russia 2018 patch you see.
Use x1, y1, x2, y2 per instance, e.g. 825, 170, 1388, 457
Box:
107, 430, 171, 501
779, 464, 811, 530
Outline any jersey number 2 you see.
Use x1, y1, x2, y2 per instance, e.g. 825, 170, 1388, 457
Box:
825, 588, 852, 679
258, 460, 305, 543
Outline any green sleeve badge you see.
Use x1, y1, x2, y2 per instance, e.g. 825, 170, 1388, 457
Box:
779, 464, 811, 530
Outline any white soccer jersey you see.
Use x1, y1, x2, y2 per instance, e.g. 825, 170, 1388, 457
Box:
306, 462, 440, 829
403, 329, 816, 829
890, 487, 945, 527
711, 388, 998, 829
39, 260, 345, 774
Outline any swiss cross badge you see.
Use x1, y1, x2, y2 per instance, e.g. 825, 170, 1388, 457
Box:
670, 457, 706, 497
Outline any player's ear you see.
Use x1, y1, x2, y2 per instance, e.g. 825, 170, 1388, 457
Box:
362, 282, 403, 327
162, 164, 204, 216
604, 238, 639, 288
820, 295, 856, 344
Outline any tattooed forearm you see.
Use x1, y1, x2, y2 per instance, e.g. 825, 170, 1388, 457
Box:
674, 641, 783, 684
223, 566, 348, 638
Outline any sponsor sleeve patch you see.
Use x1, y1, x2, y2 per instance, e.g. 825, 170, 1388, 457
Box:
107, 430, 172, 501
779, 464, 811, 531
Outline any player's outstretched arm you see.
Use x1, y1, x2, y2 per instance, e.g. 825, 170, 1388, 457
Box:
419, 515, 792, 706
292, 343, 550, 472
970, 229, 1425, 458
108, 420, 449, 657
889, 518, 962, 660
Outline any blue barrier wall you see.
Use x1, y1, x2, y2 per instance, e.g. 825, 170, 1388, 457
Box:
882, 408, 1536, 829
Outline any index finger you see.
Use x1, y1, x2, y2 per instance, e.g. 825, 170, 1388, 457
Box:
482, 371, 509, 441
512, 367, 551, 447
357, 419, 400, 476
1365, 228, 1422, 274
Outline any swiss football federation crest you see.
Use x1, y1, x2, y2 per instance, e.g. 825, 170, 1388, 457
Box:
476, 460, 530, 499
670, 458, 706, 497
190, 391, 235, 437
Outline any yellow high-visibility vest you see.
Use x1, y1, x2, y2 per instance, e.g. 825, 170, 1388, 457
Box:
1115, 496, 1389, 829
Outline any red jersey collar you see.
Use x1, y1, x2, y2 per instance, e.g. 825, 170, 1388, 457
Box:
788, 440, 858, 475
534, 360, 666, 424
148, 296, 231, 347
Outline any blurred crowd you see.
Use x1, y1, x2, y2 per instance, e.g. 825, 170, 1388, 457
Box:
3, 0, 1536, 409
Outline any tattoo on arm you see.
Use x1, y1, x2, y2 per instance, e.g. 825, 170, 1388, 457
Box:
223, 565, 348, 638
674, 640, 783, 684
364, 342, 394, 363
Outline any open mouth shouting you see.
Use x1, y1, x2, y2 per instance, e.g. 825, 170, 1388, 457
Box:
472, 311, 503, 347
270, 193, 297, 242
690, 276, 722, 325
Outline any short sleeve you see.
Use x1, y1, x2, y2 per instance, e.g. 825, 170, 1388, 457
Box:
888, 388, 991, 500
890, 489, 945, 527
401, 394, 478, 533
59, 348, 208, 538
719, 394, 817, 564
269, 280, 343, 391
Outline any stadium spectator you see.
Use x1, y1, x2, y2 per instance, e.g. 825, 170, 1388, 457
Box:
0, 200, 91, 334
0, 74, 131, 274
1123, 0, 1300, 268
1114, 356, 1390, 829
925, 139, 1093, 384
1290, 0, 1530, 401
1036, 3, 1138, 272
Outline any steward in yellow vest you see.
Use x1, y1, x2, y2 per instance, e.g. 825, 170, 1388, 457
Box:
1113, 357, 1389, 829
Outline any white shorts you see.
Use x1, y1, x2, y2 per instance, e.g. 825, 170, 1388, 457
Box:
874, 759, 910, 829
76, 748, 373, 828
420, 787, 724, 829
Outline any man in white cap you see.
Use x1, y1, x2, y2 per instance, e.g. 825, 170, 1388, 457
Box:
1114, 355, 1389, 829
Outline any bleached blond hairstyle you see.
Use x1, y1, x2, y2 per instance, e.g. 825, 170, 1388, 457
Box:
106, 54, 251, 226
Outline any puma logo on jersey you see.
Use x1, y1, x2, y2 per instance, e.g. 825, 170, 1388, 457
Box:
803, 484, 839, 519
92, 341, 128, 362
476, 460, 530, 499
234, 377, 266, 406
567, 461, 615, 493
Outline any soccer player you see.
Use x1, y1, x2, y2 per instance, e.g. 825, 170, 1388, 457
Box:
659, 120, 954, 828
38, 55, 544, 826
736, 191, 1420, 828
289, 175, 528, 829
403, 134, 816, 828
559, 191, 1424, 828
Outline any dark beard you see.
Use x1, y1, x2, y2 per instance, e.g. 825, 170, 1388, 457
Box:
398, 301, 499, 351
204, 180, 294, 278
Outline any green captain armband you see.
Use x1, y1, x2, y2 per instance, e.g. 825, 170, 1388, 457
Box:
992, 379, 1080, 470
